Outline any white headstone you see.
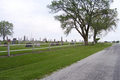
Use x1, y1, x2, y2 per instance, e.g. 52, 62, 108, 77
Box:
35, 42, 40, 47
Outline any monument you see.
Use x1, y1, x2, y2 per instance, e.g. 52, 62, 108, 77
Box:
12, 38, 17, 44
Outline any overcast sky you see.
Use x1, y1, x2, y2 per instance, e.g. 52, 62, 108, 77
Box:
0, 0, 120, 42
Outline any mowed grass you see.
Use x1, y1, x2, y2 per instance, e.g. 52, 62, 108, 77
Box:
0, 43, 112, 80
0, 42, 81, 56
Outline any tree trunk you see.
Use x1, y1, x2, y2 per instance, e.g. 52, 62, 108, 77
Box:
83, 36, 88, 45
93, 29, 97, 44
3, 35, 5, 41
93, 35, 97, 44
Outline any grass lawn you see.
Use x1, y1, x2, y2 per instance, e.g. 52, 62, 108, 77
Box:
0, 43, 112, 80
0, 42, 83, 56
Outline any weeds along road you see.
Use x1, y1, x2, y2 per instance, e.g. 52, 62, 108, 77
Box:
40, 43, 120, 80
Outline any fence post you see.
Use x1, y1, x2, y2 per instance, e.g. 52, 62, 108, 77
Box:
32, 41, 34, 53
7, 43, 10, 56
49, 43, 51, 50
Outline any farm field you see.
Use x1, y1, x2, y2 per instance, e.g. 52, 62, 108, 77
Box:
0, 43, 112, 80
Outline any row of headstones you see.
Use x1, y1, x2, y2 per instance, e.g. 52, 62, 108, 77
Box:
8, 38, 21, 44
25, 40, 78, 47
8, 38, 77, 44
26, 41, 62, 47
2, 38, 80, 47
51, 41, 63, 46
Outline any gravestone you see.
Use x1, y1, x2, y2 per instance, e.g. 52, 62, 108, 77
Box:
51, 42, 55, 46
61, 41, 63, 45
12, 41, 16, 44
35, 42, 40, 47
54, 39, 56, 43
26, 43, 32, 47
71, 40, 74, 45
56, 41, 59, 45
39, 38, 41, 42
12, 38, 17, 44
75, 39, 76, 43
7, 39, 11, 42
13, 38, 17, 41
18, 41, 20, 44
66, 40, 67, 42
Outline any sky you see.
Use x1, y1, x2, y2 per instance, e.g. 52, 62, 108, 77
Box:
0, 0, 120, 42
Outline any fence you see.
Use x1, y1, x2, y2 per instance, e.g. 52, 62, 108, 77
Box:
0, 41, 82, 57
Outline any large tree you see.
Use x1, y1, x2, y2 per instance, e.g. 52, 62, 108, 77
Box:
48, 0, 113, 45
0, 21, 14, 41
91, 9, 118, 43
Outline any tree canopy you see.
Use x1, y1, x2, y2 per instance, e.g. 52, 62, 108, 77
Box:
91, 8, 119, 43
48, 0, 118, 45
0, 21, 14, 41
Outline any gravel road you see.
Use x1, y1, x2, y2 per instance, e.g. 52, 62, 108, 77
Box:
40, 43, 120, 80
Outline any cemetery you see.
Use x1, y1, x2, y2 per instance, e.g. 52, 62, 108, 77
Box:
0, 38, 83, 56
0, 0, 119, 79
0, 43, 112, 80
0, 35, 115, 80
0, 37, 115, 80
0, 37, 117, 57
